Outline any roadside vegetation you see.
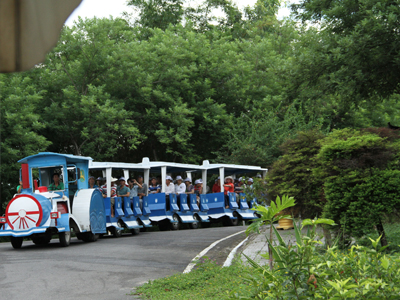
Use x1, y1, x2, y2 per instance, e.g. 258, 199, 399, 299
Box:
135, 197, 400, 300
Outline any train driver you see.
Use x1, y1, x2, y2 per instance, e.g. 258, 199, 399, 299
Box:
48, 173, 65, 191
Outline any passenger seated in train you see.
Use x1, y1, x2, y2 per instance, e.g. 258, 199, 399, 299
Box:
194, 179, 203, 205
48, 173, 65, 191
102, 177, 117, 217
96, 177, 103, 187
165, 176, 175, 210
247, 178, 254, 189
127, 177, 138, 207
246, 178, 254, 206
137, 175, 147, 200
88, 176, 99, 189
184, 178, 194, 194
234, 177, 245, 202
148, 177, 160, 194
212, 177, 220, 193
116, 177, 130, 206
175, 176, 186, 207
175, 176, 186, 194
223, 176, 234, 208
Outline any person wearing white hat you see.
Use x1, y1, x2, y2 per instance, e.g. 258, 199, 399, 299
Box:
194, 179, 203, 195
184, 178, 194, 194
247, 178, 254, 189
175, 176, 186, 195
193, 179, 203, 206
164, 175, 175, 211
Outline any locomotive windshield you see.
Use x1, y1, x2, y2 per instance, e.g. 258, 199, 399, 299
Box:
31, 165, 66, 191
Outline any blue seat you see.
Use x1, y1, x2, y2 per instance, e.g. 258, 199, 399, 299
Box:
189, 194, 199, 212
169, 194, 179, 212
123, 197, 134, 217
239, 193, 249, 209
142, 196, 151, 216
147, 193, 166, 211
179, 194, 190, 212
200, 194, 209, 212
114, 197, 124, 218
104, 197, 111, 217
228, 192, 239, 209
206, 193, 225, 209
132, 196, 142, 216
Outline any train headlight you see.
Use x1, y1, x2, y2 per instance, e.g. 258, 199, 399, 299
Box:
50, 212, 60, 219
0, 217, 6, 223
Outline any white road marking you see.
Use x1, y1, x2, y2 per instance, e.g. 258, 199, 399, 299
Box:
222, 236, 249, 267
183, 230, 245, 273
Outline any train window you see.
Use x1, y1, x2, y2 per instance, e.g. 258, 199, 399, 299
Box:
31, 166, 65, 191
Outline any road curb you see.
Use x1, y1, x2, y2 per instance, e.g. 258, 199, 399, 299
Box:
183, 230, 246, 273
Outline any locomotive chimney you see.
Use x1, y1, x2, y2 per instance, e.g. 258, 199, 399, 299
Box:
21, 163, 30, 189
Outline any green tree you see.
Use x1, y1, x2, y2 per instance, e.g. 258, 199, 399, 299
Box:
0, 75, 51, 211
35, 18, 140, 160
291, 0, 400, 100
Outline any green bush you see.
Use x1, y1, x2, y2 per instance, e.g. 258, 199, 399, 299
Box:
317, 128, 400, 245
238, 218, 400, 300
266, 130, 326, 218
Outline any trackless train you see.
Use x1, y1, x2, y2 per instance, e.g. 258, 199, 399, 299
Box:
0, 152, 267, 249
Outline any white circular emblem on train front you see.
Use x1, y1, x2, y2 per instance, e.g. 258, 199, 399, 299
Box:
6, 195, 42, 231
155, 199, 158, 203
215, 198, 217, 202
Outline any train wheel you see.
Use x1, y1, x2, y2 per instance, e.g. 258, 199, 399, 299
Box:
59, 231, 71, 247
231, 212, 240, 226
11, 237, 23, 249
170, 214, 180, 231
131, 228, 140, 235
82, 233, 99, 242
112, 227, 122, 237
201, 222, 211, 228
190, 215, 200, 229
158, 220, 169, 231
223, 216, 235, 226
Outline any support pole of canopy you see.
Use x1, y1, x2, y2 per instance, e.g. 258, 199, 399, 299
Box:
201, 169, 207, 194
144, 169, 150, 196
106, 168, 112, 198
123, 170, 129, 181
219, 167, 224, 193
262, 170, 267, 178
161, 166, 166, 193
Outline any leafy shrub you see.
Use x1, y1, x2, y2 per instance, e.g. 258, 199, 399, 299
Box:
266, 130, 326, 218
317, 128, 400, 245
238, 217, 400, 300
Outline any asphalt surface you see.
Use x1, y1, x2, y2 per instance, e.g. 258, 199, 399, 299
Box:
0, 226, 247, 300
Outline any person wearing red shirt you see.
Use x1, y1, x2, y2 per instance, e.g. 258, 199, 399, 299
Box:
212, 177, 221, 193
223, 176, 234, 208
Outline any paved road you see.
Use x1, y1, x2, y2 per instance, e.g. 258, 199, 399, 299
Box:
0, 226, 247, 300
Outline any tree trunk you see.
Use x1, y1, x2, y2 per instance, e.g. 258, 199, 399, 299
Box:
376, 219, 388, 247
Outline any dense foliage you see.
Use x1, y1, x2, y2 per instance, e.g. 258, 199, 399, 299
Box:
240, 217, 400, 300
267, 128, 400, 243
1, 0, 400, 211
266, 130, 326, 218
